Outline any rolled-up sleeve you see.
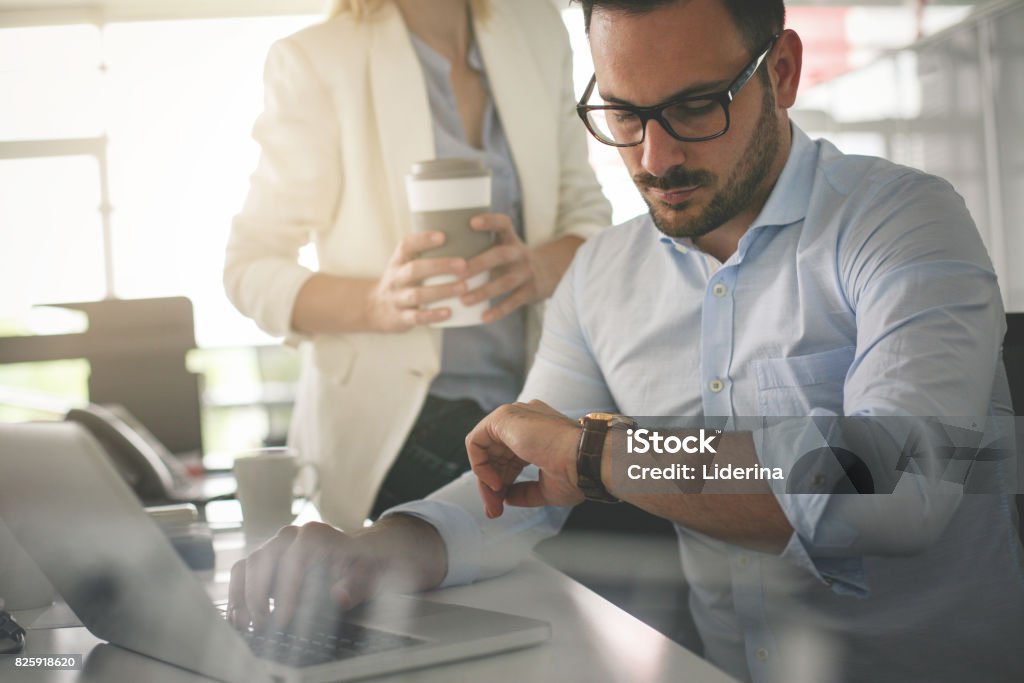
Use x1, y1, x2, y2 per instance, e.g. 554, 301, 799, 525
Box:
757, 173, 1006, 595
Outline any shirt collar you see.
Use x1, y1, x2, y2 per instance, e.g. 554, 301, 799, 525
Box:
660, 234, 695, 254
749, 122, 817, 231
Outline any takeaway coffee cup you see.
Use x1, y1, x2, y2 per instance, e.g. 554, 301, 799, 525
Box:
406, 158, 494, 327
232, 448, 317, 544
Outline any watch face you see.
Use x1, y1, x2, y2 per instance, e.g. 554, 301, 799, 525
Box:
581, 412, 637, 429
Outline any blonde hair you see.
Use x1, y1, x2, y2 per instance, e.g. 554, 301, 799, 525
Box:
327, 0, 490, 21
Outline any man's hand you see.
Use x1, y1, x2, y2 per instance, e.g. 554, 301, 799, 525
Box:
366, 231, 469, 332
465, 400, 584, 518
460, 214, 564, 324
227, 516, 446, 631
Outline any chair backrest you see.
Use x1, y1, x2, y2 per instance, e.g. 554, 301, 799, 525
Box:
1003, 313, 1024, 544
1006, 313, 1024, 416
0, 297, 202, 455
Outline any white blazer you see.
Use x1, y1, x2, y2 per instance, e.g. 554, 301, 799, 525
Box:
224, 0, 611, 529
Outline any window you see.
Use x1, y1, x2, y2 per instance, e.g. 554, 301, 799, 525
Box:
0, 15, 316, 454
1, 15, 316, 346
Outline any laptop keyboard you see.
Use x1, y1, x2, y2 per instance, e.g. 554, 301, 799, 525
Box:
216, 603, 425, 668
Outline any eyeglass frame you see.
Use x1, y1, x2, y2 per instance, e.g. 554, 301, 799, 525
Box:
575, 34, 780, 147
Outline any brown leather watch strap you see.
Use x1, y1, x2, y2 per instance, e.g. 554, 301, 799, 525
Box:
576, 415, 620, 503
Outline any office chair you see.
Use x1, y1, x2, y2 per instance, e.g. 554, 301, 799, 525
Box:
0, 297, 203, 456
1003, 313, 1024, 545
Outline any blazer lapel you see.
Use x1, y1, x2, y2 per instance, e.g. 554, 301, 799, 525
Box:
370, 4, 434, 243
474, 5, 556, 244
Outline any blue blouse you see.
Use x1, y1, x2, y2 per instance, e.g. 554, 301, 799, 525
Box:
409, 32, 527, 411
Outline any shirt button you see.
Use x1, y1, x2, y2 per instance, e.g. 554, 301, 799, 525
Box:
756, 648, 769, 662
712, 283, 727, 297
737, 555, 751, 567
709, 379, 725, 393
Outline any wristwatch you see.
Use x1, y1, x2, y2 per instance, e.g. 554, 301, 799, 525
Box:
576, 412, 637, 503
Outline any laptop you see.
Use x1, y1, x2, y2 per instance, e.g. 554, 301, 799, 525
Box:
0, 422, 549, 682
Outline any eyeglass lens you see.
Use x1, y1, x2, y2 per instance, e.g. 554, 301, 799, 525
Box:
584, 98, 727, 145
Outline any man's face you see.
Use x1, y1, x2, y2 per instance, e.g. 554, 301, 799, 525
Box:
589, 0, 783, 239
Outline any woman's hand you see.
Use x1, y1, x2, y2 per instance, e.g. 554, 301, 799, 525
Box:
365, 231, 469, 332
460, 214, 579, 324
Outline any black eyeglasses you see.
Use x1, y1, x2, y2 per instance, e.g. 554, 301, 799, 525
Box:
576, 35, 779, 147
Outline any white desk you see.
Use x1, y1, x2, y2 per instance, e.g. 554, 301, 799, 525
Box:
5, 532, 736, 683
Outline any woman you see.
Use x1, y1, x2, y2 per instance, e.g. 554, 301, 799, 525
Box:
224, 0, 610, 530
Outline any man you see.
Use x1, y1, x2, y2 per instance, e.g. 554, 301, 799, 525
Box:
229, 1, 1024, 681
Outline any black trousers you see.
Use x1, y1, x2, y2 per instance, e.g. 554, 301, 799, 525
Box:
370, 395, 487, 519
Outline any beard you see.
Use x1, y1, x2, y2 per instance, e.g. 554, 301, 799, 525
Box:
635, 80, 781, 240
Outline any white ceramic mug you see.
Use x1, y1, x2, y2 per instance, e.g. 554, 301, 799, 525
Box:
232, 448, 317, 543
0, 516, 57, 611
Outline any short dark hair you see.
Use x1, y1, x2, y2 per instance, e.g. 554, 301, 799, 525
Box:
574, 0, 785, 53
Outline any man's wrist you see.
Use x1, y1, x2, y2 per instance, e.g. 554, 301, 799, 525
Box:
361, 514, 447, 591
576, 413, 635, 503
563, 423, 583, 489
599, 434, 617, 500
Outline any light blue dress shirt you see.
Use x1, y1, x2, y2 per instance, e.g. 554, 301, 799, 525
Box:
409, 33, 527, 412
388, 125, 1024, 682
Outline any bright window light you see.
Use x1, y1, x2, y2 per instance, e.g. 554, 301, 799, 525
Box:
1, 16, 316, 347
